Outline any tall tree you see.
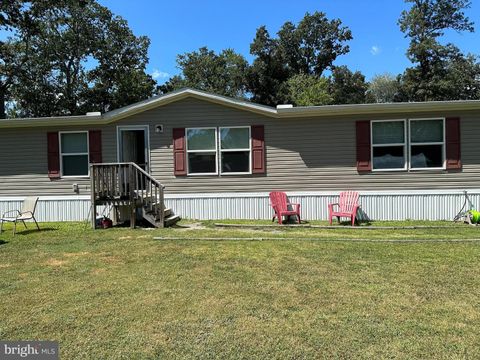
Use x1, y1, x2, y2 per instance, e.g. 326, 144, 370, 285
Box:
368, 73, 401, 103
286, 74, 332, 106
85, 15, 155, 113
159, 47, 248, 99
247, 26, 290, 106
248, 12, 352, 106
329, 66, 368, 105
3, 0, 155, 118
398, 0, 475, 101
0, 0, 37, 118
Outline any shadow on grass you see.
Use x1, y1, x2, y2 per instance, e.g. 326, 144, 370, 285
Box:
335, 220, 373, 226
0, 239, 8, 246
13, 228, 57, 236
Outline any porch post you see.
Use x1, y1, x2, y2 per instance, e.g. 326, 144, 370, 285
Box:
90, 164, 96, 229
129, 164, 136, 229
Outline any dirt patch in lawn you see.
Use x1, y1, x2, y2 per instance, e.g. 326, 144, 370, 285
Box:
176, 222, 207, 231
63, 251, 90, 258
45, 258, 68, 267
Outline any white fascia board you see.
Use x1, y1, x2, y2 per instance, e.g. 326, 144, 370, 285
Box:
277, 100, 480, 118
3, 89, 480, 129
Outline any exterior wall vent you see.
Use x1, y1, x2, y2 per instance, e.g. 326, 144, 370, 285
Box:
276, 104, 293, 109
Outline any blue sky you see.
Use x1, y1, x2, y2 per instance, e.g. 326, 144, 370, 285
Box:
5, 1, 480, 84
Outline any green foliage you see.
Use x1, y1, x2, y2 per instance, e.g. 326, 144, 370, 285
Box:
286, 74, 332, 106
398, 0, 478, 101
3, 0, 155, 118
368, 73, 401, 103
159, 47, 248, 99
248, 12, 352, 106
276, 12, 352, 76
0, 1, 38, 118
330, 66, 369, 104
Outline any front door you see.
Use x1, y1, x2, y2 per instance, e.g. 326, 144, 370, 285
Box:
117, 126, 150, 172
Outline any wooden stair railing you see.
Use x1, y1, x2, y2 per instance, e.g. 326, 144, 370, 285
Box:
90, 162, 171, 228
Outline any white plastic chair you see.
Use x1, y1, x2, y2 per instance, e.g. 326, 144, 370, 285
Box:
0, 197, 40, 235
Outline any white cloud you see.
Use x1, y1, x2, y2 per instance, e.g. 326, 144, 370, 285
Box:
151, 69, 170, 79
370, 46, 381, 56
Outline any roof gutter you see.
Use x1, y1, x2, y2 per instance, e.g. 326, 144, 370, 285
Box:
277, 100, 480, 118
1, 89, 480, 128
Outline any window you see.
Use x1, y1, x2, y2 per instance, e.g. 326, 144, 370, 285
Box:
371, 120, 406, 170
186, 128, 217, 174
220, 127, 251, 174
371, 119, 445, 171
60, 132, 89, 176
409, 119, 445, 169
185, 126, 252, 175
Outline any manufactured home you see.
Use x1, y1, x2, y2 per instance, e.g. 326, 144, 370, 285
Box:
1, 88, 479, 223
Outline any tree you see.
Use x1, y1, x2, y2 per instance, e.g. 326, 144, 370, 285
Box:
248, 12, 352, 106
398, 0, 475, 101
0, 0, 37, 118
330, 66, 368, 104
159, 47, 248, 99
4, 0, 155, 118
286, 74, 332, 106
400, 46, 480, 101
247, 26, 290, 106
368, 73, 401, 103
277, 12, 352, 76
85, 15, 155, 113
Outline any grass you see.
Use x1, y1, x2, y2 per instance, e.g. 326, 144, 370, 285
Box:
1, 220, 480, 359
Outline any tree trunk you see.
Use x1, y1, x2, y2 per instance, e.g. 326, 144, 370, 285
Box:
0, 89, 6, 119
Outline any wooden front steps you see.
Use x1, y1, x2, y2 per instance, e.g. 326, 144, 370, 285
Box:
142, 207, 181, 228
91, 162, 180, 228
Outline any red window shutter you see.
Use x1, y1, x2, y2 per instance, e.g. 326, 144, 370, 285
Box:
89, 130, 102, 164
173, 128, 187, 176
47, 132, 60, 179
356, 121, 371, 172
446, 117, 461, 170
251, 125, 265, 174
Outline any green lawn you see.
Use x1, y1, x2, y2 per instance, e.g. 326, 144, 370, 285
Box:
1, 221, 480, 359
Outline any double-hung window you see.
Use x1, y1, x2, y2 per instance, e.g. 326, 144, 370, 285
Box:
60, 132, 89, 177
371, 120, 406, 170
186, 126, 252, 175
409, 119, 445, 169
371, 118, 445, 171
220, 127, 251, 174
186, 128, 218, 175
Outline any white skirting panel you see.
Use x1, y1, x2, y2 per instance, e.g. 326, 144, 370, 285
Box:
0, 196, 105, 222
0, 190, 479, 222
164, 190, 480, 221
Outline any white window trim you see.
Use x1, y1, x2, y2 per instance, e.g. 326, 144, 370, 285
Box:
59, 131, 90, 178
408, 118, 446, 171
116, 125, 151, 173
219, 126, 252, 175
370, 118, 446, 172
371, 119, 407, 172
186, 127, 218, 176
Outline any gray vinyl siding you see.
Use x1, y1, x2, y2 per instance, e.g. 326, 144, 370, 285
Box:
0, 97, 479, 197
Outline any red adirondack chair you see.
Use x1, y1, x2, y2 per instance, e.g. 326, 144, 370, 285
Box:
269, 191, 301, 225
328, 191, 360, 226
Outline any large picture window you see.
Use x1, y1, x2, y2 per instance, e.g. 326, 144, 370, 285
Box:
60, 132, 89, 176
220, 127, 251, 174
371, 120, 406, 170
186, 126, 252, 175
371, 118, 445, 171
186, 128, 217, 174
